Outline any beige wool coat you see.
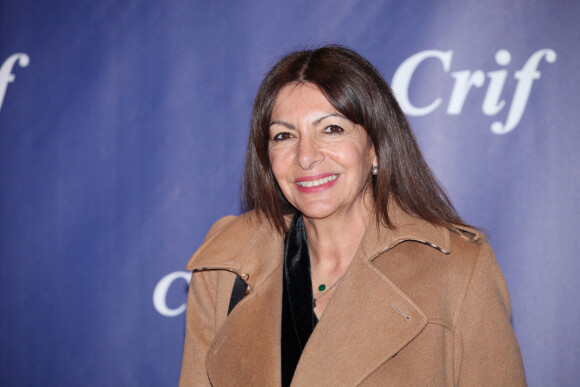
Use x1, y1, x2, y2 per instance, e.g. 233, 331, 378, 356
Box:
179, 207, 526, 386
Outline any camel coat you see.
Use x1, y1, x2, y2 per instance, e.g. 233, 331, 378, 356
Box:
179, 208, 526, 386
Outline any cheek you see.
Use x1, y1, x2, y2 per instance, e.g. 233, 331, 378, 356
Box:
268, 152, 295, 202
331, 145, 369, 170
353, 141, 375, 168
268, 149, 289, 180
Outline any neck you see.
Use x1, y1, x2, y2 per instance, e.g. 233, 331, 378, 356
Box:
303, 196, 373, 277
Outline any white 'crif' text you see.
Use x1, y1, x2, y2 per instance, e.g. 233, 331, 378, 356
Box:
391, 49, 557, 134
0, 53, 30, 113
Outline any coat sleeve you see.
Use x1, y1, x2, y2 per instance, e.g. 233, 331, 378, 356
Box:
454, 242, 527, 386
179, 215, 239, 386
178, 269, 217, 387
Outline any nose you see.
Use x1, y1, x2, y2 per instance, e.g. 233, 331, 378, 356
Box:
295, 136, 323, 170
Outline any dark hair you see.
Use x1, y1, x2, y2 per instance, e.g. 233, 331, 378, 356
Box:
242, 45, 468, 234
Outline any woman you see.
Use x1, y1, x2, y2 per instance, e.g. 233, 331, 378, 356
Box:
179, 45, 526, 386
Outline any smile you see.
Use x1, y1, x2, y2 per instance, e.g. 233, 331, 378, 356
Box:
296, 174, 338, 187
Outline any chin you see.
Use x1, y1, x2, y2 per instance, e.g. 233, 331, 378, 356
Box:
295, 204, 338, 220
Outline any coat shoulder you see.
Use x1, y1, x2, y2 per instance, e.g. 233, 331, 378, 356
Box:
186, 211, 271, 270
374, 224, 495, 326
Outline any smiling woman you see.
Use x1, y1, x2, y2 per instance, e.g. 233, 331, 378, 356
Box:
268, 83, 376, 226
179, 45, 526, 386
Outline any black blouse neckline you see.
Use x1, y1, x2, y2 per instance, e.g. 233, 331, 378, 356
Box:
281, 212, 317, 386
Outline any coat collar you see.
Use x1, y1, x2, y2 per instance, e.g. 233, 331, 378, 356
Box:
187, 207, 461, 385
187, 211, 285, 291
360, 203, 452, 259
187, 204, 453, 277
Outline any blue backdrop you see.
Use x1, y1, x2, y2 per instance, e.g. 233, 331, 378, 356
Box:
1, 1, 578, 386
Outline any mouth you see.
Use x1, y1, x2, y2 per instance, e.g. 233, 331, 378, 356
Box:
295, 174, 338, 188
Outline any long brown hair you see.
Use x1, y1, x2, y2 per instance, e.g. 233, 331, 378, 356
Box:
243, 45, 468, 234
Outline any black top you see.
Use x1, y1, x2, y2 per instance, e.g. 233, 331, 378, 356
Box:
281, 213, 318, 387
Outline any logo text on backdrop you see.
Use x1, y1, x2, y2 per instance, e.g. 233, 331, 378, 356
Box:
391, 49, 557, 134
0, 53, 29, 113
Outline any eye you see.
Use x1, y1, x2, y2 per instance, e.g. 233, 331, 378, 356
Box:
324, 125, 344, 135
271, 132, 293, 141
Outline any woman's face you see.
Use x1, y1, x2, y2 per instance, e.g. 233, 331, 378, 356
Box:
268, 83, 376, 221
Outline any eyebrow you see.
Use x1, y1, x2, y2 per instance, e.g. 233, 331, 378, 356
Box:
269, 120, 295, 129
269, 113, 345, 128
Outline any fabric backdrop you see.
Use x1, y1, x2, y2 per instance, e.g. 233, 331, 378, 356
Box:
1, 1, 578, 386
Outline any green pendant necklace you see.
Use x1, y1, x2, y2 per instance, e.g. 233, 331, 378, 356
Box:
312, 274, 342, 307
312, 272, 340, 294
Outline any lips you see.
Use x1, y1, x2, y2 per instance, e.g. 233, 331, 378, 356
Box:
296, 174, 338, 187
295, 174, 339, 192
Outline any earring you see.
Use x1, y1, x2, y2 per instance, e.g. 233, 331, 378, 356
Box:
371, 165, 378, 175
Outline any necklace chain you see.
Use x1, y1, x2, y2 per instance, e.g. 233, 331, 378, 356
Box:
312, 272, 343, 305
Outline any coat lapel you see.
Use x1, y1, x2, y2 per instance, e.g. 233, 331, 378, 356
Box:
290, 218, 431, 386
205, 260, 284, 386
192, 213, 286, 386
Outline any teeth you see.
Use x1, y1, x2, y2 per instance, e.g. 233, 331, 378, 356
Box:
297, 175, 338, 187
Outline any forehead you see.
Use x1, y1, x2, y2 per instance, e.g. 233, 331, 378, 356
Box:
271, 83, 337, 119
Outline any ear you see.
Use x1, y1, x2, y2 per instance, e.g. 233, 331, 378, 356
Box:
365, 131, 378, 167
369, 146, 378, 168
